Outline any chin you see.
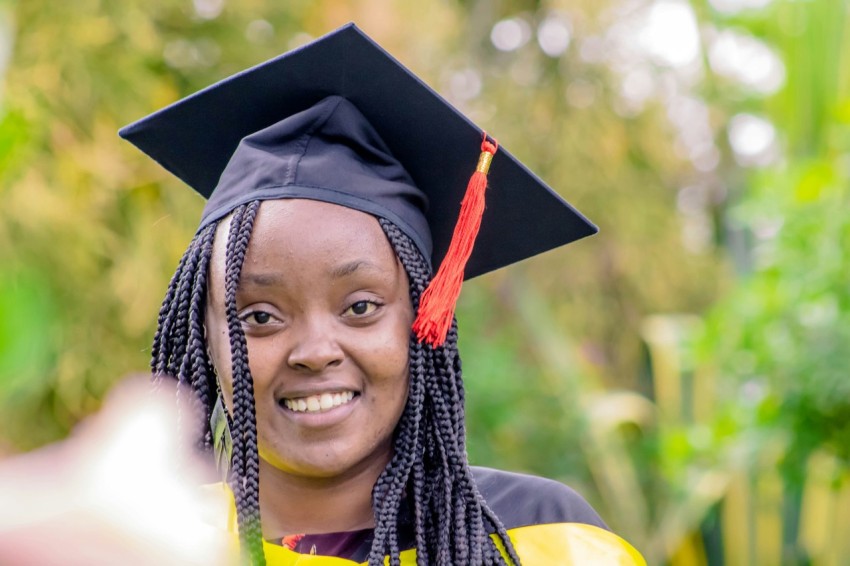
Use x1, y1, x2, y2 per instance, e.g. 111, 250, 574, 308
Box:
258, 444, 392, 482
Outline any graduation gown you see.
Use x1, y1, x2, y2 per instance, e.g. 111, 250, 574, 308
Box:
208, 467, 646, 565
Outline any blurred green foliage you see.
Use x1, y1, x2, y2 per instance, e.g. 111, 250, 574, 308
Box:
0, 0, 725, 451
700, 0, 850, 466
1, 0, 848, 563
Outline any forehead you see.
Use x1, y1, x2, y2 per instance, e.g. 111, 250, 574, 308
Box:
211, 199, 399, 271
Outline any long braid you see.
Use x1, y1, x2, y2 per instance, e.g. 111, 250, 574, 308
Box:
222, 203, 247, 507
410, 438, 429, 565
153, 237, 197, 376
439, 324, 522, 565
368, 329, 427, 564
222, 201, 265, 566
368, 218, 431, 564
177, 224, 215, 387
438, 325, 488, 562
150, 202, 266, 565
151, 240, 193, 375
149, 225, 219, 450
166, 234, 206, 379
374, 219, 522, 566
187, 224, 217, 448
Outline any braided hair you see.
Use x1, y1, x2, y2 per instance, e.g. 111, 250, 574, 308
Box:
151, 200, 522, 566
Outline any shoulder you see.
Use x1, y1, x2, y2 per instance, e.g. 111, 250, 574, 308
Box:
470, 466, 607, 530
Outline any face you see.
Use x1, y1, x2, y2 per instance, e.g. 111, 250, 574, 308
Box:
205, 199, 413, 480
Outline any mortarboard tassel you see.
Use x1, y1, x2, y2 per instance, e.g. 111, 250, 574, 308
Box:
413, 134, 498, 347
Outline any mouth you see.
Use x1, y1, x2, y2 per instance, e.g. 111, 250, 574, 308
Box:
280, 391, 358, 414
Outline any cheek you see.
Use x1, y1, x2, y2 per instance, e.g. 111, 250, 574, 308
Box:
366, 325, 412, 408
383, 302, 415, 404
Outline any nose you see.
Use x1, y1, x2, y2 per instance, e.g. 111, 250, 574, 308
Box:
286, 317, 344, 373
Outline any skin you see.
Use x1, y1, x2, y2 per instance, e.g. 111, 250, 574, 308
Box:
205, 199, 414, 538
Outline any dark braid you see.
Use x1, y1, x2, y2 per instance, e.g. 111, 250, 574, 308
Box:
151, 205, 521, 566
179, 224, 216, 439
222, 201, 265, 565
371, 219, 522, 566
149, 203, 266, 565
151, 223, 218, 437
153, 235, 196, 377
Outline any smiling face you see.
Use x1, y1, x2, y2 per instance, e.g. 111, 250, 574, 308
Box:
205, 199, 413, 481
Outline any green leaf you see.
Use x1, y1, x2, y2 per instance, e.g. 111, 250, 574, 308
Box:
210, 395, 232, 482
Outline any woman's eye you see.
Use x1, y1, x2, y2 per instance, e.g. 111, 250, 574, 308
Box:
345, 300, 379, 317
243, 311, 273, 324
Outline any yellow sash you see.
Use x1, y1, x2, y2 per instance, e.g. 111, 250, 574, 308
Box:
207, 485, 646, 565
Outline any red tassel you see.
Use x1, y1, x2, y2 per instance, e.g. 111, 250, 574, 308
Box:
412, 134, 498, 347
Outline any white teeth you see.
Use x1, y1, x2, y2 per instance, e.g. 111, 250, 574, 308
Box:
283, 391, 355, 413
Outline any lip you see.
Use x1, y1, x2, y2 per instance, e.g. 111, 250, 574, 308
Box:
275, 392, 361, 429
277, 384, 361, 400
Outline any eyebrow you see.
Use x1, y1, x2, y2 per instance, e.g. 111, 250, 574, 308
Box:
239, 260, 383, 287
241, 272, 286, 287
330, 260, 381, 279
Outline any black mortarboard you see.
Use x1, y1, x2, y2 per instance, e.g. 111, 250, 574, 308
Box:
119, 23, 596, 345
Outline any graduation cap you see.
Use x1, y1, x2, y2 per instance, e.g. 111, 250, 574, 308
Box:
119, 23, 597, 346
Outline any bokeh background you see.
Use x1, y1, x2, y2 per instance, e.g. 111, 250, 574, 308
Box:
1, 0, 848, 563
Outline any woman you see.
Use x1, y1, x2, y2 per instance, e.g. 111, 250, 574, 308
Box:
122, 24, 645, 565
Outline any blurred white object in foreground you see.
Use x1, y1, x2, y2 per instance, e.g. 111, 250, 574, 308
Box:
0, 377, 228, 566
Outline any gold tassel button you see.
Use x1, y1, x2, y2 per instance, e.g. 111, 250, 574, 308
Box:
476, 150, 494, 175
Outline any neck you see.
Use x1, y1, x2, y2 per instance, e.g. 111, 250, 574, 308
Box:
256, 455, 390, 539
